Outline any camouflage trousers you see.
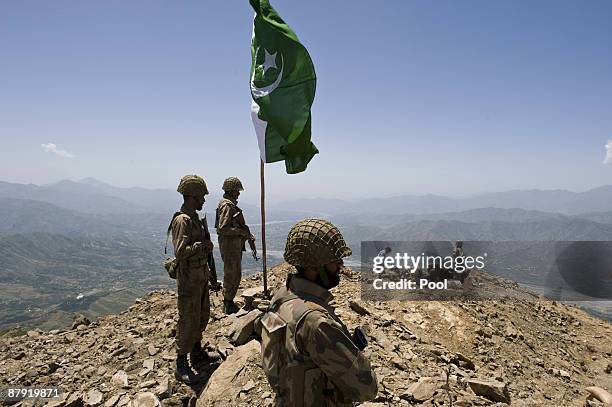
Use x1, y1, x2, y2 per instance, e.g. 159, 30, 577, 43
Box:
221, 251, 243, 301
176, 276, 210, 356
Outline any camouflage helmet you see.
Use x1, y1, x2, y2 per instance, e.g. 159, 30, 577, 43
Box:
177, 175, 208, 196
222, 177, 244, 192
284, 219, 352, 267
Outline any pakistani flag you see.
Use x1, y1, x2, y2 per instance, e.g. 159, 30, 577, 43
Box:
250, 0, 318, 174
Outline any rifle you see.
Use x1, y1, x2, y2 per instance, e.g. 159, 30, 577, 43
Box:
202, 214, 221, 293
232, 210, 258, 260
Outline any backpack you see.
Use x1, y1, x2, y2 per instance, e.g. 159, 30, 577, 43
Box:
163, 212, 184, 279
259, 290, 324, 392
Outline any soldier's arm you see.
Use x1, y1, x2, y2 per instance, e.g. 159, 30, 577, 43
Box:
172, 216, 203, 260
298, 312, 378, 402
217, 204, 247, 237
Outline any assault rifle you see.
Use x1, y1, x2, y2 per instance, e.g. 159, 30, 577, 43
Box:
232, 210, 258, 260
202, 214, 221, 293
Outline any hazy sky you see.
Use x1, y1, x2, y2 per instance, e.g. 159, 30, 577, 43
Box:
1, 0, 611, 203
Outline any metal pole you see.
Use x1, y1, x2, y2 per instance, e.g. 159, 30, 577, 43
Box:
260, 158, 269, 298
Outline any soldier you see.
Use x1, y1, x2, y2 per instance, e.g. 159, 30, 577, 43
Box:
215, 177, 255, 314
259, 219, 378, 406
171, 175, 220, 384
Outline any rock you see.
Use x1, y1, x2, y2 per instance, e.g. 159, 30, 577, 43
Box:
132, 392, 160, 407
72, 313, 91, 329
65, 392, 84, 407
161, 352, 175, 361
241, 287, 264, 310
143, 358, 155, 370
558, 369, 570, 379
47, 362, 61, 374
112, 370, 129, 387
467, 379, 511, 404
605, 363, 612, 374
401, 377, 437, 402
104, 394, 121, 407
349, 300, 371, 315
116, 394, 131, 407
147, 344, 158, 356
27, 330, 41, 339
241, 379, 256, 393
85, 389, 104, 406
154, 376, 172, 400
228, 309, 263, 346
97, 366, 108, 376
139, 380, 157, 389
585, 387, 612, 404
197, 340, 261, 406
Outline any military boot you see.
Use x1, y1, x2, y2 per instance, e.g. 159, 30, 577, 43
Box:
223, 300, 239, 315
175, 354, 197, 384
190, 342, 222, 367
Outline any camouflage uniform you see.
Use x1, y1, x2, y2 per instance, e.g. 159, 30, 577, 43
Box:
260, 219, 378, 406
171, 204, 214, 355
216, 179, 249, 303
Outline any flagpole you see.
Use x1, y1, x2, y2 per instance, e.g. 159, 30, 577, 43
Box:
260, 158, 269, 298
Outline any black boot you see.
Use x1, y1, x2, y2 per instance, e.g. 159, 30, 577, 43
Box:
174, 354, 196, 384
223, 300, 239, 315
190, 342, 222, 367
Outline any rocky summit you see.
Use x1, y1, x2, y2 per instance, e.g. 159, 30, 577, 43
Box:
1, 264, 611, 407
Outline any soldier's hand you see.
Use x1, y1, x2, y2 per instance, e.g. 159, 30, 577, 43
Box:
192, 242, 202, 253
210, 280, 222, 292
202, 240, 214, 253
248, 234, 256, 242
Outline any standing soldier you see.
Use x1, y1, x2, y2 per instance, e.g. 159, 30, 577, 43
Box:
171, 175, 220, 384
259, 219, 378, 406
215, 177, 256, 314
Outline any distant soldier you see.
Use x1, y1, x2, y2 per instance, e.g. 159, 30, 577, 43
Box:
171, 175, 220, 383
259, 219, 378, 406
452, 240, 464, 258
215, 177, 255, 314
451, 240, 468, 283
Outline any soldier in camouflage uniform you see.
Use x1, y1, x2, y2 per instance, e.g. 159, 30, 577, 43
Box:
171, 175, 220, 383
259, 219, 378, 406
215, 177, 255, 314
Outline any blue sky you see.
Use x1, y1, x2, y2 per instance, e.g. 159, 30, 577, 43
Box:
1, 0, 611, 203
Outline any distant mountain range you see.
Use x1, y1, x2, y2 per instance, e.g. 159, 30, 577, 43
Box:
0, 179, 315, 221
271, 185, 612, 216
2, 179, 612, 330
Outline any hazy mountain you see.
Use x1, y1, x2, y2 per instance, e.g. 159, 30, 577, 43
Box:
370, 218, 612, 241
0, 181, 150, 214
273, 185, 612, 216
0, 179, 315, 222
0, 198, 130, 236
332, 207, 569, 226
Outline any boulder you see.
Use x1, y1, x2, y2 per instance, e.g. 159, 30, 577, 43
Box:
197, 340, 261, 406
402, 377, 437, 402
241, 286, 264, 310
111, 370, 129, 387
349, 300, 371, 316
467, 379, 511, 404
85, 389, 104, 406
131, 392, 160, 407
228, 309, 263, 346
72, 313, 91, 329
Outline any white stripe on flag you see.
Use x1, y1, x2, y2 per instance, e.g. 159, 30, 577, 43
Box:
251, 101, 267, 162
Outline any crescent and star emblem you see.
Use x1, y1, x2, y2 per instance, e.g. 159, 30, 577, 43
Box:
251, 47, 284, 99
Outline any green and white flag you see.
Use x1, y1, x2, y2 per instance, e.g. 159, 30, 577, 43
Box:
250, 0, 318, 174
